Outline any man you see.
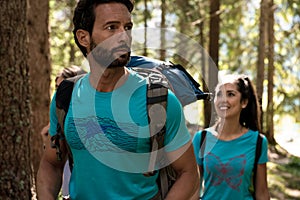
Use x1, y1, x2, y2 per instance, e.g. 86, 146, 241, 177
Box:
37, 0, 199, 199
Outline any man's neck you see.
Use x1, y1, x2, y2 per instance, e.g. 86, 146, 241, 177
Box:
89, 67, 129, 92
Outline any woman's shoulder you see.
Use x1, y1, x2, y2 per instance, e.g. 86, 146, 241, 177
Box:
193, 129, 212, 141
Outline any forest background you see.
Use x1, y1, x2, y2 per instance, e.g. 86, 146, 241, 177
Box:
0, 0, 299, 199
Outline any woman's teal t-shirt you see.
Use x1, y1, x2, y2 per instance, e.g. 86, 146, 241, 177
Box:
192, 129, 268, 200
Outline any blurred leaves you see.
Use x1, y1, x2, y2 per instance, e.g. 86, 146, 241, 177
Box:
49, 0, 300, 121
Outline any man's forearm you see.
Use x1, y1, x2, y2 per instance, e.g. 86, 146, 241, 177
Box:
165, 170, 200, 200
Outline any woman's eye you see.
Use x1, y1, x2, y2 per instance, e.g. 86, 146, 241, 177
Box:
228, 92, 235, 97
215, 92, 222, 97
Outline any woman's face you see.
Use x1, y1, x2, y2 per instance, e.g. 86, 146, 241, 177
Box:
214, 82, 248, 120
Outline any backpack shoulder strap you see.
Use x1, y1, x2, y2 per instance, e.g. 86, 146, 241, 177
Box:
51, 74, 85, 167
199, 130, 207, 198
146, 71, 169, 173
200, 130, 207, 159
253, 133, 263, 193
130, 67, 169, 156
140, 69, 170, 198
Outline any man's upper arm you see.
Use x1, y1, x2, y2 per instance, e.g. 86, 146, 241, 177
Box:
169, 141, 197, 174
165, 91, 191, 151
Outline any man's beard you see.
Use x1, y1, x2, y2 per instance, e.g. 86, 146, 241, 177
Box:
90, 39, 131, 69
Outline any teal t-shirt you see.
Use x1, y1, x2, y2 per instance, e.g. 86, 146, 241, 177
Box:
49, 70, 191, 199
192, 129, 268, 200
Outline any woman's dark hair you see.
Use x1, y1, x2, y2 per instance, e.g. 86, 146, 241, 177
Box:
73, 0, 134, 57
55, 65, 86, 87
235, 75, 261, 132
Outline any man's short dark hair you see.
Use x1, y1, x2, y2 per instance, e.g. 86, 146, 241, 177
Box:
73, 0, 134, 57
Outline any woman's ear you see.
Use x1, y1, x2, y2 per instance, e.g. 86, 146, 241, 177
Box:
76, 29, 90, 49
241, 99, 248, 109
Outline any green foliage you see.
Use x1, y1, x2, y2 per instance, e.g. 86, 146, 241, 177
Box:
49, 0, 300, 124
49, 0, 83, 88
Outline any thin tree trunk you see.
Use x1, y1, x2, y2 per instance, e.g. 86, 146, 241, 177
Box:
68, 0, 77, 64
143, 0, 148, 56
266, 0, 276, 144
257, 0, 268, 132
160, 0, 166, 61
198, 8, 210, 128
0, 0, 33, 198
207, 0, 220, 127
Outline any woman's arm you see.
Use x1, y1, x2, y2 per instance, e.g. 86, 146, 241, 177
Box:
37, 137, 68, 199
189, 165, 202, 200
255, 163, 270, 200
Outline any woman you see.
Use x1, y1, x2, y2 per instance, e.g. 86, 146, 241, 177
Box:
192, 74, 270, 199
40, 65, 85, 200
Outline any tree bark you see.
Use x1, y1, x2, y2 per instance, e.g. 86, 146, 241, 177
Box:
27, 0, 51, 181
266, 0, 276, 144
143, 0, 148, 56
160, 0, 166, 61
206, 0, 220, 127
67, 0, 77, 64
0, 0, 33, 198
257, 0, 268, 132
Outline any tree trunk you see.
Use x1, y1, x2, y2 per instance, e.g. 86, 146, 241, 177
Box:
67, 0, 77, 64
197, 8, 210, 128
266, 0, 276, 144
143, 0, 148, 56
206, 0, 220, 127
160, 0, 166, 61
27, 0, 51, 181
257, 0, 268, 132
0, 0, 33, 198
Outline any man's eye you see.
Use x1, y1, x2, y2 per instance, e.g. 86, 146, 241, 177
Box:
107, 25, 117, 30
125, 26, 132, 31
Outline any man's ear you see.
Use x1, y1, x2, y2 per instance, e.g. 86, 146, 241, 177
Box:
76, 29, 90, 48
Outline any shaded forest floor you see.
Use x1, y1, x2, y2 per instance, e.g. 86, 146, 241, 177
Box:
268, 144, 300, 200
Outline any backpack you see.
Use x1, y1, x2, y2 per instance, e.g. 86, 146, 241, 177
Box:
199, 130, 263, 198
127, 56, 211, 105
52, 57, 209, 199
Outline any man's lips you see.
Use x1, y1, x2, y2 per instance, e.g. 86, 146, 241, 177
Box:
113, 45, 130, 53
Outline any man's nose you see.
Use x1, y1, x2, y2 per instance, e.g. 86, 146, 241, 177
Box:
117, 28, 131, 42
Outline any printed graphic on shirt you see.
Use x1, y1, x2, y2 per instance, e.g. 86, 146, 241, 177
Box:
66, 116, 142, 153
205, 153, 246, 190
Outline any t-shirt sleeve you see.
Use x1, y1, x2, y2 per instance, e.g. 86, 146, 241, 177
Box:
192, 131, 203, 165
258, 134, 269, 164
49, 92, 58, 137
164, 90, 191, 152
